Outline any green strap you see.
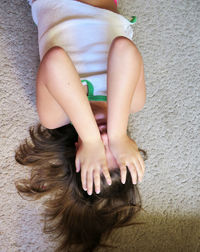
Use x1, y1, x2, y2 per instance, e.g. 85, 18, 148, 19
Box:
81, 79, 107, 102
69, 79, 107, 125
130, 16, 137, 23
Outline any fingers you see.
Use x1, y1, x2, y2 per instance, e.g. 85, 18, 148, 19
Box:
81, 167, 87, 191
137, 154, 145, 174
81, 156, 145, 195
81, 167, 101, 195
87, 168, 94, 195
128, 158, 144, 184
127, 162, 138, 184
119, 156, 144, 185
75, 158, 81, 173
81, 166, 94, 195
120, 163, 127, 184
134, 160, 143, 183
93, 168, 101, 194
102, 165, 112, 186
89, 162, 112, 194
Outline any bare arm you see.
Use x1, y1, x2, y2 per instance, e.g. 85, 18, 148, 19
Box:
37, 46, 111, 194
106, 37, 146, 185
107, 37, 143, 140
39, 46, 101, 143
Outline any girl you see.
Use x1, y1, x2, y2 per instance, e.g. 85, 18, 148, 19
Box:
15, 0, 148, 251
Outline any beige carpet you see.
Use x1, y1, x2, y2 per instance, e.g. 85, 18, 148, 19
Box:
0, 0, 199, 251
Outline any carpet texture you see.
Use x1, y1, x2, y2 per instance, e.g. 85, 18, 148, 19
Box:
0, 0, 199, 251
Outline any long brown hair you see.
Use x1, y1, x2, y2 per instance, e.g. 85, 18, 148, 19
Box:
15, 123, 148, 252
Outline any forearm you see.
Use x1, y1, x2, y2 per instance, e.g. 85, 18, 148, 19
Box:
107, 42, 142, 140
43, 50, 101, 143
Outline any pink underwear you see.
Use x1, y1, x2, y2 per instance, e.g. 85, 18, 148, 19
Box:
114, 0, 117, 6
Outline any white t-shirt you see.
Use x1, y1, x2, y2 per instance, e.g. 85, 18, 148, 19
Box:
28, 0, 136, 101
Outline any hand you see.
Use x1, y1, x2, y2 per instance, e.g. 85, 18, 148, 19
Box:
108, 135, 145, 184
75, 139, 112, 195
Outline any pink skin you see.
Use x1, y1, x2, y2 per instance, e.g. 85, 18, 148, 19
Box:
75, 101, 119, 171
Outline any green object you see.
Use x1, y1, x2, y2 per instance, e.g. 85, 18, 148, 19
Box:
81, 79, 107, 102
69, 79, 107, 125
130, 16, 137, 23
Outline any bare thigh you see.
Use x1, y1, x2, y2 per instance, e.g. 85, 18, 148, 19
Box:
75, 0, 119, 14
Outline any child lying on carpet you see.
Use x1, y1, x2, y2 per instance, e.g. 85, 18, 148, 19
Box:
15, 0, 148, 251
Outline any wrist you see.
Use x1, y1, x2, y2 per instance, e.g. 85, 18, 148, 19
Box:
108, 133, 127, 144
82, 134, 102, 145
107, 124, 128, 144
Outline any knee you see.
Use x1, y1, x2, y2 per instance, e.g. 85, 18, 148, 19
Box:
111, 36, 142, 59
45, 46, 65, 57
42, 46, 66, 67
111, 36, 135, 49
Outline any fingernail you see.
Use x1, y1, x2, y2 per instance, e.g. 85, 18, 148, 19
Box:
96, 189, 100, 194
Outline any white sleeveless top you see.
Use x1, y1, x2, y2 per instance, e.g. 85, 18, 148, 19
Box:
27, 0, 136, 101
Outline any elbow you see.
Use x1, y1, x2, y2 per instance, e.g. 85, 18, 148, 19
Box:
130, 93, 146, 114
38, 115, 70, 130
131, 103, 145, 114
38, 115, 57, 129
138, 93, 146, 112
39, 119, 56, 130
